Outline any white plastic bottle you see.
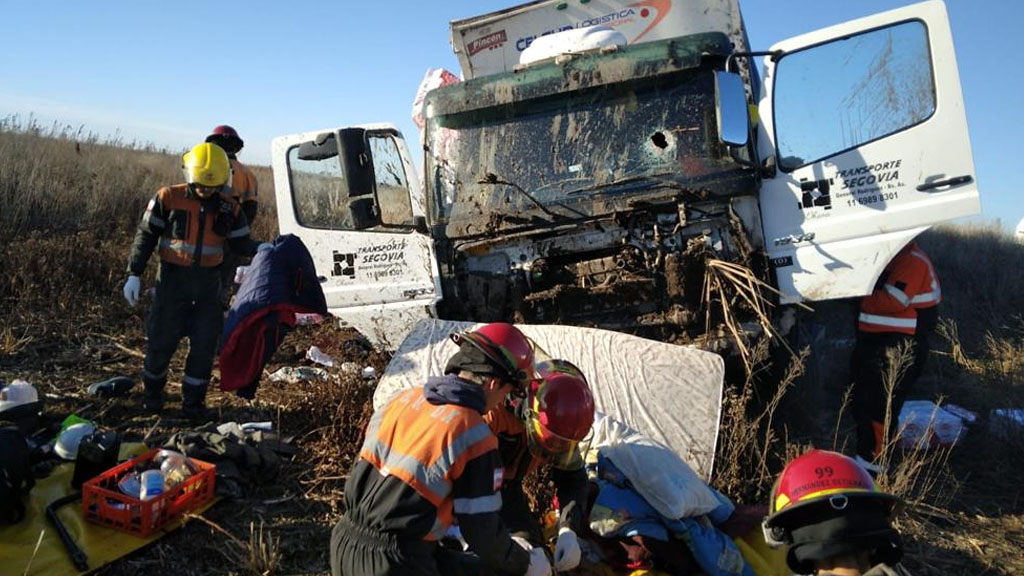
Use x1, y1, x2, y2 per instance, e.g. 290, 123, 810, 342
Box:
140, 469, 165, 501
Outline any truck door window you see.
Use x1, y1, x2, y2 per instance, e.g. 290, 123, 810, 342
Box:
287, 142, 354, 230
368, 134, 415, 226
773, 20, 935, 171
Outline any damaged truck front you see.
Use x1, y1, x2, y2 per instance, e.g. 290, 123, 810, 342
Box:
271, 0, 979, 348
424, 32, 758, 343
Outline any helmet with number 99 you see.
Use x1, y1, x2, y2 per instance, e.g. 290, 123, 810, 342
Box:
762, 450, 902, 574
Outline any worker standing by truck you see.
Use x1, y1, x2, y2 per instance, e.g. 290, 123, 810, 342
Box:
851, 241, 941, 472
330, 323, 552, 576
122, 142, 268, 420
205, 125, 258, 308
483, 358, 595, 573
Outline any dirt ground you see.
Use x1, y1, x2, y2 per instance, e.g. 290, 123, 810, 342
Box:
5, 307, 1023, 576
2, 280, 1022, 576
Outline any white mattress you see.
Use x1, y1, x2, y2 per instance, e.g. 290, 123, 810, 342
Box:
373, 319, 725, 480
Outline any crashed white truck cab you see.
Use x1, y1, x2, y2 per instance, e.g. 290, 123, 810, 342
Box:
271, 0, 978, 348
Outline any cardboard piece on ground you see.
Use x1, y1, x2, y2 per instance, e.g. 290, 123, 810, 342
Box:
0, 443, 219, 575
373, 319, 725, 480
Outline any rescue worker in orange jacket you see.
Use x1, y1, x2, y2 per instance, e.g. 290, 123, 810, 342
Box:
205, 125, 258, 307
330, 323, 553, 576
122, 142, 268, 419
484, 358, 595, 573
762, 450, 906, 576
851, 241, 941, 471
206, 125, 258, 224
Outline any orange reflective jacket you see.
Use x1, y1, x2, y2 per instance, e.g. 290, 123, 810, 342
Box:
142, 184, 250, 268
359, 387, 499, 540
858, 242, 941, 335
229, 159, 258, 205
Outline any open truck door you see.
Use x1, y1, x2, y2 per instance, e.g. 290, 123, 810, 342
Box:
271, 125, 440, 348
756, 0, 978, 302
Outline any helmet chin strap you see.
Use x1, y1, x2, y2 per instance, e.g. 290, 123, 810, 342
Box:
189, 183, 222, 200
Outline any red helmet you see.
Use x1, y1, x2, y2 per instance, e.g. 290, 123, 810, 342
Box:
450, 323, 535, 388
205, 125, 244, 154
763, 450, 901, 573
526, 363, 595, 469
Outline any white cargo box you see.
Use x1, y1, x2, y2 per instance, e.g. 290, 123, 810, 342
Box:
450, 0, 747, 79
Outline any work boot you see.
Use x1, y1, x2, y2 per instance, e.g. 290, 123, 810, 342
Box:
88, 376, 135, 399
142, 381, 165, 414
181, 384, 211, 423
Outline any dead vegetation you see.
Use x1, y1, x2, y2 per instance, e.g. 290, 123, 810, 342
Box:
1, 125, 1023, 574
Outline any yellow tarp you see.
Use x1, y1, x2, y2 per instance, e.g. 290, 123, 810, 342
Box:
0, 443, 218, 575
736, 529, 790, 576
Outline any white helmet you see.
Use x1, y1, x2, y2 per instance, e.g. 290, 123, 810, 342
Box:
0, 377, 42, 422
55, 423, 97, 460
0, 380, 39, 413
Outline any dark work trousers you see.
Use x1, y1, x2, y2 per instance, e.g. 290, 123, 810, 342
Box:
219, 243, 247, 308
141, 262, 223, 392
330, 514, 478, 576
850, 331, 930, 460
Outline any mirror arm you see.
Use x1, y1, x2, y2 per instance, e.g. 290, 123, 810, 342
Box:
724, 50, 784, 73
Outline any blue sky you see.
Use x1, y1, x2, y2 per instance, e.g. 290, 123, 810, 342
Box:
1, 1, 1017, 228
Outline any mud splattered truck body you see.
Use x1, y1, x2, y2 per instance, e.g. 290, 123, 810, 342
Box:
271, 0, 978, 347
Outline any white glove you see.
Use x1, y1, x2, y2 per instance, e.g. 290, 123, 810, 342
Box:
257, 242, 273, 252
554, 527, 581, 571
512, 536, 551, 576
123, 275, 141, 307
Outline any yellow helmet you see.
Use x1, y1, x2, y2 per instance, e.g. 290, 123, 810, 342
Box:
182, 142, 230, 190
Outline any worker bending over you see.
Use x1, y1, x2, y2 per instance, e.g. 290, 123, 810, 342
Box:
330, 323, 552, 576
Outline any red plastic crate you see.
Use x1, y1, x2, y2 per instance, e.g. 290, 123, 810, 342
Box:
81, 448, 216, 537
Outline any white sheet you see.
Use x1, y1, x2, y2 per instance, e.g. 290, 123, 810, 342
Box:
373, 319, 725, 480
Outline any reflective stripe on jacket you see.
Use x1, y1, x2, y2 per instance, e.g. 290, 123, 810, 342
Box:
359, 387, 500, 540
140, 184, 249, 268
858, 242, 941, 335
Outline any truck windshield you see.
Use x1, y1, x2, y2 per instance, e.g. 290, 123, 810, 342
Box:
426, 70, 741, 235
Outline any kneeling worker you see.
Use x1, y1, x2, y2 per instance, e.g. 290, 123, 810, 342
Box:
330, 323, 552, 576
482, 357, 595, 573
762, 450, 906, 576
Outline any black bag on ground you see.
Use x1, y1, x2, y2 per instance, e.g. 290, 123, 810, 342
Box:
72, 430, 122, 489
0, 425, 35, 523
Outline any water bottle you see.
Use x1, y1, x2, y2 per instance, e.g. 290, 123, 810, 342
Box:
161, 456, 193, 488
140, 469, 165, 500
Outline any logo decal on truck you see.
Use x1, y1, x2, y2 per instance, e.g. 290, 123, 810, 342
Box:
358, 239, 410, 281
832, 158, 905, 208
333, 252, 356, 278
468, 30, 508, 56
513, 0, 670, 52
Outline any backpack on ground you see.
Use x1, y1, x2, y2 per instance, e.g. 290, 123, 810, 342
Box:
0, 425, 35, 524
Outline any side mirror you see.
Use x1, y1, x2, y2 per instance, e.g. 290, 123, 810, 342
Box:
714, 71, 750, 147
296, 132, 338, 161
349, 197, 381, 230
413, 215, 428, 234
339, 128, 376, 198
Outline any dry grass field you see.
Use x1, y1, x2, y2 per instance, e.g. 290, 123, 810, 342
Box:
1, 119, 1021, 575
